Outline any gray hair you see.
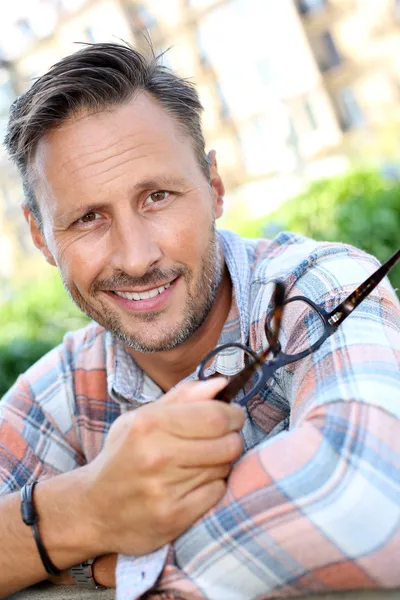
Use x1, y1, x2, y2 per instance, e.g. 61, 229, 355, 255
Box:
4, 42, 210, 228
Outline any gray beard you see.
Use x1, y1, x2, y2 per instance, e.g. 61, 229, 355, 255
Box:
60, 225, 224, 353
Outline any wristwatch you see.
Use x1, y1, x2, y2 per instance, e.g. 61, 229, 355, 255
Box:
68, 558, 105, 588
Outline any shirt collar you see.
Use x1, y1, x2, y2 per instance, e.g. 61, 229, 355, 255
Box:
107, 229, 252, 405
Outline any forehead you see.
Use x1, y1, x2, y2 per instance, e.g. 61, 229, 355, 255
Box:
34, 92, 199, 201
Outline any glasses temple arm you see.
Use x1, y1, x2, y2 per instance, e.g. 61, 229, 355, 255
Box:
328, 248, 400, 328
216, 281, 286, 403
265, 280, 286, 352
215, 358, 266, 403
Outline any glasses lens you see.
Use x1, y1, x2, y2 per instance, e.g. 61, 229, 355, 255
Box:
272, 300, 325, 356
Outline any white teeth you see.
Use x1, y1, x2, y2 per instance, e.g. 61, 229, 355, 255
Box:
114, 282, 171, 301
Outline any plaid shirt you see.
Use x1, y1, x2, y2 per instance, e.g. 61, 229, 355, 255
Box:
1, 230, 399, 599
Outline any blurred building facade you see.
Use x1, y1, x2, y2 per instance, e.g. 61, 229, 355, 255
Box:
296, 0, 400, 156
1, 0, 400, 279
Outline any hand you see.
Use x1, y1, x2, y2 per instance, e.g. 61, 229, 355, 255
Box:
93, 553, 117, 588
85, 378, 245, 556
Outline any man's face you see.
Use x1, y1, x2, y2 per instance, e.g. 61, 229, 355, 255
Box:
31, 93, 224, 352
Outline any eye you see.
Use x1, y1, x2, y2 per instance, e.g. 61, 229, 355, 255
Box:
77, 212, 102, 224
143, 191, 170, 206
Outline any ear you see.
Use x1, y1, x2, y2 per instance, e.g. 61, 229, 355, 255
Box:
207, 149, 225, 219
22, 205, 57, 266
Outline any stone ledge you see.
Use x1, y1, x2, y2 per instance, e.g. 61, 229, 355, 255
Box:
6, 583, 400, 600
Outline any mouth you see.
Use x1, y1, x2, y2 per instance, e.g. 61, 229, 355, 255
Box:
113, 281, 172, 301
104, 277, 179, 312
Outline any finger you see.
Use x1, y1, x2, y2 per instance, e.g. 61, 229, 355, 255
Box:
175, 432, 243, 467
161, 377, 228, 405
162, 401, 245, 439
178, 479, 227, 524
173, 464, 231, 497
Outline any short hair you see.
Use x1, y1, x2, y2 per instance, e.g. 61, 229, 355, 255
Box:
4, 42, 210, 228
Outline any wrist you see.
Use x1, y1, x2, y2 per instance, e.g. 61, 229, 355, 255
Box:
69, 558, 106, 589
33, 465, 106, 569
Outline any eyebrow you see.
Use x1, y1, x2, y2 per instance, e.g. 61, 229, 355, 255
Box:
129, 176, 190, 193
54, 176, 190, 225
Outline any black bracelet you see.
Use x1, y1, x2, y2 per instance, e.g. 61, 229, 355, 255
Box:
20, 482, 61, 577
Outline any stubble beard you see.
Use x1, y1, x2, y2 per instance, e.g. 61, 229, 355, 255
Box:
60, 223, 224, 353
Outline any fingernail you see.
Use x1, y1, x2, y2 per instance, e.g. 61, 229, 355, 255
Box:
199, 376, 227, 387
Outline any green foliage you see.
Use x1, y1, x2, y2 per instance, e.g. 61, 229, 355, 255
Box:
226, 168, 400, 293
0, 274, 89, 398
0, 339, 56, 399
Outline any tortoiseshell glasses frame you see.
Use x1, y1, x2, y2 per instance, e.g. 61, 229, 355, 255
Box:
198, 248, 400, 404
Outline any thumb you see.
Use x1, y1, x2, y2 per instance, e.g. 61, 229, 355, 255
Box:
162, 376, 228, 405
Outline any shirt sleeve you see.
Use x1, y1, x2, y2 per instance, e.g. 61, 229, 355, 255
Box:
152, 247, 400, 599
277, 245, 400, 424
0, 349, 85, 496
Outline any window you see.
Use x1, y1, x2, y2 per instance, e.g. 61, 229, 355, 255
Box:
314, 31, 341, 72
187, 0, 219, 9
135, 3, 157, 30
304, 100, 318, 131
16, 19, 35, 43
59, 0, 87, 12
295, 0, 327, 15
336, 87, 365, 130
0, 67, 15, 116
85, 27, 99, 43
195, 29, 212, 69
287, 116, 302, 164
257, 58, 275, 85
239, 115, 275, 175
214, 82, 230, 120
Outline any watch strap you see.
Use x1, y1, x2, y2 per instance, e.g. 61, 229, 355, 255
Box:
68, 559, 105, 588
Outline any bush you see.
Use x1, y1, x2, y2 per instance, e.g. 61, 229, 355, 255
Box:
0, 274, 88, 345
0, 275, 89, 398
0, 339, 56, 398
226, 168, 400, 293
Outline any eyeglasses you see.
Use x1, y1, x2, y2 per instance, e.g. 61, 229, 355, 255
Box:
198, 248, 400, 404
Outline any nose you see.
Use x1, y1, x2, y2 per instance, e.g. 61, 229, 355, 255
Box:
109, 211, 163, 276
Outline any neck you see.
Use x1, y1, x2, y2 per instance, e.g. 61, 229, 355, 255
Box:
126, 265, 232, 392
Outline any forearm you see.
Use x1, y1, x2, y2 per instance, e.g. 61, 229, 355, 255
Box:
167, 401, 400, 599
0, 465, 102, 598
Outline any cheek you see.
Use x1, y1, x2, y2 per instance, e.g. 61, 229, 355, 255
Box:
53, 233, 106, 288
156, 202, 212, 264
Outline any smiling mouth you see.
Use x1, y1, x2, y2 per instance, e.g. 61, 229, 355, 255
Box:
112, 281, 172, 301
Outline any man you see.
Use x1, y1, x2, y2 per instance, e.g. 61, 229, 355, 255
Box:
0, 42, 399, 600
